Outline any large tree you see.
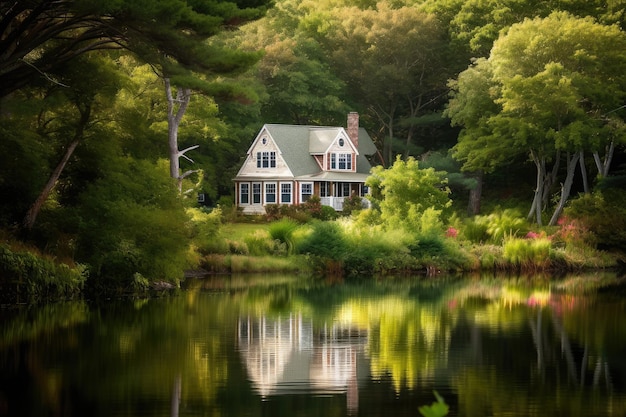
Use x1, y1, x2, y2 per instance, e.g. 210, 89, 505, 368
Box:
447, 12, 626, 225
0, 0, 271, 98
309, 2, 454, 164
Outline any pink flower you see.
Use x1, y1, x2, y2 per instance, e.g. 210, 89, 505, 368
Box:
526, 231, 540, 239
446, 227, 458, 238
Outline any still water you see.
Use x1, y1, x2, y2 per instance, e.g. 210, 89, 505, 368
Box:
1, 273, 625, 417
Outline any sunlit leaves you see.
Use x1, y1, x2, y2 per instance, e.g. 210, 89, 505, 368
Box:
367, 156, 452, 233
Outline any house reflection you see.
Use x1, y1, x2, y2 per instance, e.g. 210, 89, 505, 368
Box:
237, 314, 368, 414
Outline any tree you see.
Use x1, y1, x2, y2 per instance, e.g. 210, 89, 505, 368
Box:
366, 156, 451, 233
0, 0, 271, 98
22, 54, 123, 229
315, 2, 454, 164
447, 12, 626, 225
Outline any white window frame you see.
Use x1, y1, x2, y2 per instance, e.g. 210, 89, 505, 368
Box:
256, 151, 277, 168
301, 182, 313, 202
330, 153, 352, 170
240, 183, 250, 205
265, 182, 277, 204
252, 182, 262, 204
280, 182, 292, 204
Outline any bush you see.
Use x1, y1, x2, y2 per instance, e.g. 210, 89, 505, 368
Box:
342, 194, 363, 216
320, 205, 339, 221
0, 244, 86, 301
563, 189, 626, 250
187, 207, 228, 255
296, 221, 348, 261
462, 209, 528, 244
503, 236, 552, 269
242, 230, 273, 256
268, 219, 299, 254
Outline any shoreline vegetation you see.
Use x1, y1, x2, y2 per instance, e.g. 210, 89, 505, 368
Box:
1, 194, 624, 304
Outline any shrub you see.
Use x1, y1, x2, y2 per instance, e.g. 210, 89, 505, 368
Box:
242, 230, 273, 256
342, 194, 363, 216
0, 244, 86, 301
269, 219, 299, 254
296, 221, 348, 261
503, 236, 552, 269
320, 205, 339, 221
302, 196, 322, 218
463, 209, 528, 244
563, 189, 626, 250
187, 207, 228, 254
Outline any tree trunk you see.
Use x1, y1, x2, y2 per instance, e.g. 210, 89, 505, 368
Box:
23, 140, 80, 230
542, 150, 560, 211
23, 103, 91, 230
529, 150, 545, 226
593, 140, 615, 178
549, 152, 580, 226
165, 78, 192, 191
467, 170, 483, 216
579, 150, 589, 193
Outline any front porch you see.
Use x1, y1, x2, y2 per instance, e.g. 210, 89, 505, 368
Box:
320, 196, 371, 211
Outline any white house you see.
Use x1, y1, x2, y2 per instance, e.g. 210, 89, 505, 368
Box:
233, 112, 378, 214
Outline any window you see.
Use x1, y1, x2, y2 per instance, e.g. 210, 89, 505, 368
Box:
331, 153, 351, 170
320, 182, 330, 197
301, 183, 313, 201
281, 183, 292, 204
338, 138, 344, 147
252, 183, 261, 204
265, 183, 276, 204
337, 182, 351, 197
256, 151, 276, 168
240, 183, 249, 204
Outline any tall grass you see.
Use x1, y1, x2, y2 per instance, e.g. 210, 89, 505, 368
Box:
268, 219, 299, 254
503, 236, 552, 270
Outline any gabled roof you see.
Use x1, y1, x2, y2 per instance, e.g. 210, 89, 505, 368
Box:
263, 123, 377, 177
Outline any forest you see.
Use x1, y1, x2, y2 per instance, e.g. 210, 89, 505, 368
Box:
1, 0, 625, 300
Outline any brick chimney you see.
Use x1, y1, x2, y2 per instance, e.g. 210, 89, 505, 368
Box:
347, 112, 359, 149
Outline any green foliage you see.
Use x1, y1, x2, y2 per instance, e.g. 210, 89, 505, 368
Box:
503, 237, 552, 269
563, 189, 626, 250
243, 231, 273, 256
72, 158, 191, 286
268, 219, 299, 254
419, 391, 449, 417
342, 194, 363, 216
462, 209, 528, 244
0, 244, 86, 301
319, 205, 339, 221
367, 156, 452, 234
339, 218, 412, 275
187, 207, 228, 255
296, 221, 348, 261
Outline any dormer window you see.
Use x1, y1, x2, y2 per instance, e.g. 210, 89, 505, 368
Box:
330, 153, 352, 170
256, 151, 276, 168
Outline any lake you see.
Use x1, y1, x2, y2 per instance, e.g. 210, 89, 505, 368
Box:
0, 272, 625, 417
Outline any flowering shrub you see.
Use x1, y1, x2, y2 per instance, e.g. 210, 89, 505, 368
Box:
553, 216, 595, 248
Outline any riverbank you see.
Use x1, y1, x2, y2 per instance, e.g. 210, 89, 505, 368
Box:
1, 217, 624, 305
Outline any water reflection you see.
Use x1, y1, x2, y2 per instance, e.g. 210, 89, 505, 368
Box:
238, 313, 367, 414
0, 273, 625, 417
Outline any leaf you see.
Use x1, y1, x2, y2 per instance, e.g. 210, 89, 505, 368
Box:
418, 391, 449, 417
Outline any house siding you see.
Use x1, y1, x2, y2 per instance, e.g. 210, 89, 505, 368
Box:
233, 114, 376, 214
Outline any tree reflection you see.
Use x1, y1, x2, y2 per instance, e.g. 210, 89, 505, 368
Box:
0, 274, 625, 417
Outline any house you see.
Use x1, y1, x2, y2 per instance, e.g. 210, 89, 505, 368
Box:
233, 112, 378, 214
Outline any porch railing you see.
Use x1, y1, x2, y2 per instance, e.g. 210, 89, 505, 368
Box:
320, 197, 371, 211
